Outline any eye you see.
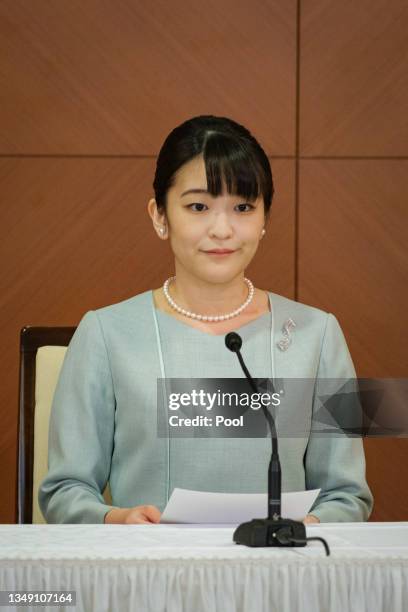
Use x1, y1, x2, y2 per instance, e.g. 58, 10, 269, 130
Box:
186, 202, 255, 213
235, 203, 255, 212
187, 203, 208, 212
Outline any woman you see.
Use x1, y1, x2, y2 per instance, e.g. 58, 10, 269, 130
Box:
39, 115, 373, 524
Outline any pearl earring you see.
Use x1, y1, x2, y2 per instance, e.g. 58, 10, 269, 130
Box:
159, 227, 165, 235
261, 228, 266, 237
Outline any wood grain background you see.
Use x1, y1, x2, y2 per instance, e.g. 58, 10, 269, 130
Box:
0, 0, 407, 523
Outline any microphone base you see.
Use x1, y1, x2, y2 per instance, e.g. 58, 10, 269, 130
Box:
233, 517, 307, 548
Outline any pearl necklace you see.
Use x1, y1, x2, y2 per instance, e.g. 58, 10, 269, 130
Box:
163, 276, 255, 322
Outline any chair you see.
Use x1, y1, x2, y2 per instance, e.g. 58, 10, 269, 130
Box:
17, 326, 112, 524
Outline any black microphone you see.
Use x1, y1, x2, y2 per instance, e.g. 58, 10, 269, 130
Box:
225, 332, 281, 519
225, 332, 329, 554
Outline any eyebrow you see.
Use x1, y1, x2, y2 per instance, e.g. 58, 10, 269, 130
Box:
180, 188, 209, 197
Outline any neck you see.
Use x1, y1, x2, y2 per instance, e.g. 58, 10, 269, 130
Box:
167, 268, 250, 316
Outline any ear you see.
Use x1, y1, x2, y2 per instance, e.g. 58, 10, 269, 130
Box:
147, 198, 168, 239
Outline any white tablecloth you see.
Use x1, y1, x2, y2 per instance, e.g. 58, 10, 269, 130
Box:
1, 523, 408, 612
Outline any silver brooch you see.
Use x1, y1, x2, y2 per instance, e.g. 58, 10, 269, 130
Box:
277, 318, 296, 351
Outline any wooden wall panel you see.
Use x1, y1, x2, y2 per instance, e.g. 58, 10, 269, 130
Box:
298, 159, 408, 521
364, 438, 408, 522
2, 0, 406, 525
0, 0, 296, 155
0, 158, 295, 523
300, 0, 408, 156
298, 160, 408, 377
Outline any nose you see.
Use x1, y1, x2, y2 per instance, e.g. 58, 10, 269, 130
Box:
208, 212, 233, 240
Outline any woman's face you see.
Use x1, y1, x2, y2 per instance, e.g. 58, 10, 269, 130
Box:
149, 154, 265, 284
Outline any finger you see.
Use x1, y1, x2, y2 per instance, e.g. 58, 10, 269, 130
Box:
125, 512, 154, 525
141, 505, 162, 523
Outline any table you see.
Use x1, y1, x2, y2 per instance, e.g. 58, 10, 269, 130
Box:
1, 523, 408, 612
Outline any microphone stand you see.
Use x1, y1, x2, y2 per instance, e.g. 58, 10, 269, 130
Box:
225, 332, 330, 555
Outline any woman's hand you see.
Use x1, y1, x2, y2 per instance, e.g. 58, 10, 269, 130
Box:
303, 514, 320, 525
104, 504, 162, 524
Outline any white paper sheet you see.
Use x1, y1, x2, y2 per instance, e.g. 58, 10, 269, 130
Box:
160, 488, 321, 524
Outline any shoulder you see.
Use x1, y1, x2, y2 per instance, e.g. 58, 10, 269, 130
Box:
73, 291, 154, 345
267, 290, 330, 330
267, 292, 353, 375
94, 290, 151, 316
266, 291, 347, 354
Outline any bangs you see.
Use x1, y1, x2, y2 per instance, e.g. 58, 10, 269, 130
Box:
202, 133, 266, 203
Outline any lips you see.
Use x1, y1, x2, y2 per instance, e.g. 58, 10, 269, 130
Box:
204, 249, 236, 254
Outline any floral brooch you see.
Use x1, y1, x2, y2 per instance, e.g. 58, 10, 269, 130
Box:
276, 318, 296, 351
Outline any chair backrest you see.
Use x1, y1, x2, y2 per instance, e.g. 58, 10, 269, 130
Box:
17, 326, 112, 523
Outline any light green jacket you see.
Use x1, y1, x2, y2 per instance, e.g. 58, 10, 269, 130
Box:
39, 290, 373, 523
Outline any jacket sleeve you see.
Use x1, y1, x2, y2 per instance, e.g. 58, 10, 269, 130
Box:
304, 313, 374, 522
38, 310, 117, 523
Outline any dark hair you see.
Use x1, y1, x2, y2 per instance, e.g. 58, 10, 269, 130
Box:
153, 115, 274, 218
